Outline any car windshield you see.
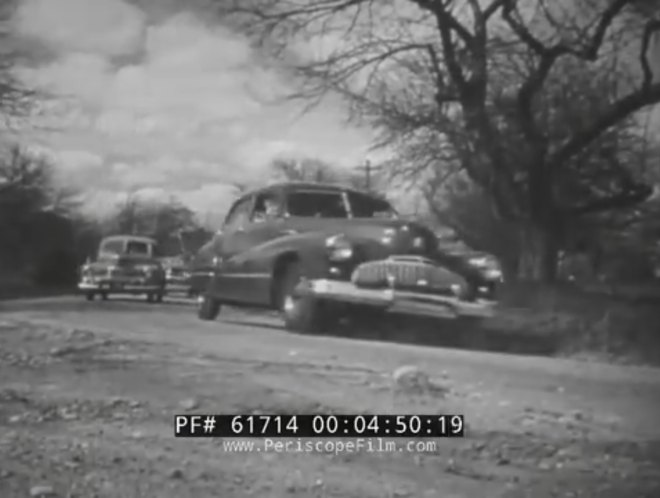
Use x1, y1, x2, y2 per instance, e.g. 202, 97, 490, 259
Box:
347, 191, 397, 218
100, 239, 124, 254
125, 241, 150, 255
286, 190, 348, 218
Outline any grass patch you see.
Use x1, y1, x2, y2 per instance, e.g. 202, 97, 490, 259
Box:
0, 272, 74, 301
487, 283, 660, 365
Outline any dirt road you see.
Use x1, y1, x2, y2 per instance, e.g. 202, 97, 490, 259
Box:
1, 296, 660, 497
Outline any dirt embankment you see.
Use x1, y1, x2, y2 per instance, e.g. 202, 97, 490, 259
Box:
1, 302, 660, 498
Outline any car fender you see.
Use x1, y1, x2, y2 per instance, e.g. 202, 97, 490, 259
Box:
241, 230, 333, 280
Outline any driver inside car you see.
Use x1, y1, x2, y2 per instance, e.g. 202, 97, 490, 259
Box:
254, 197, 281, 222
265, 198, 280, 216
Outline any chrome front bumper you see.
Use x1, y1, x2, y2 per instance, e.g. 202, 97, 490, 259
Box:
294, 279, 495, 319
165, 281, 191, 292
78, 279, 162, 293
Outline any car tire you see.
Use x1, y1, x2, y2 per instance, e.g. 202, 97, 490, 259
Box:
197, 293, 221, 321
100, 292, 108, 301
146, 293, 155, 303
275, 260, 306, 311
155, 292, 164, 303
283, 294, 329, 334
457, 280, 478, 302
277, 261, 336, 334
85, 292, 95, 301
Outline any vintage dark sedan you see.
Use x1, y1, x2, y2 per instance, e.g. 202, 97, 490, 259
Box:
196, 182, 494, 333
78, 235, 166, 302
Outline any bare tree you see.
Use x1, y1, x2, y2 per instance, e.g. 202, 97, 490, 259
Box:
0, 145, 80, 279
219, 0, 660, 282
271, 156, 342, 183
0, 0, 36, 131
112, 192, 142, 236
270, 156, 382, 191
107, 193, 199, 255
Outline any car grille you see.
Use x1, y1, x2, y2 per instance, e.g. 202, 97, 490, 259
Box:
351, 257, 465, 293
109, 267, 146, 278
90, 267, 108, 277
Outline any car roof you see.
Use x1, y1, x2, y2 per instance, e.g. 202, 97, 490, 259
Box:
238, 181, 384, 201
101, 235, 156, 244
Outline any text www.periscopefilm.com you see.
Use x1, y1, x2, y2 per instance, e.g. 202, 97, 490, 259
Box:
221, 438, 444, 454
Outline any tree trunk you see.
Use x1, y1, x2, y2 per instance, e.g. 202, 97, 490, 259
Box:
500, 257, 520, 283
516, 224, 560, 282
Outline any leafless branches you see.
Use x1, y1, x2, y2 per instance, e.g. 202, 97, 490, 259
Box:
0, 0, 37, 131
219, 0, 660, 237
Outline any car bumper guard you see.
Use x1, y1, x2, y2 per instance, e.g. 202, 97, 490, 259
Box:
78, 281, 162, 293
293, 279, 495, 319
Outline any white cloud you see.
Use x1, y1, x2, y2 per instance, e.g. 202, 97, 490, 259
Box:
177, 183, 237, 217
10, 0, 373, 217
14, 0, 146, 58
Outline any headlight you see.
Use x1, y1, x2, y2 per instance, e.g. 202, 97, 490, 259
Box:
469, 257, 489, 268
139, 264, 159, 275
381, 227, 396, 245
485, 268, 503, 280
325, 234, 353, 261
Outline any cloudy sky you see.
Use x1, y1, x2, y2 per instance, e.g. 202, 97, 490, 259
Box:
5, 0, 659, 222
7, 0, 376, 220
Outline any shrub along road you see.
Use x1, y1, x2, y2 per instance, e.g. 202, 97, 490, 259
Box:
1, 296, 659, 497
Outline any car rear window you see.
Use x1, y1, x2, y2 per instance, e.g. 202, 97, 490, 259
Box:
126, 241, 150, 255
347, 191, 397, 218
286, 191, 348, 218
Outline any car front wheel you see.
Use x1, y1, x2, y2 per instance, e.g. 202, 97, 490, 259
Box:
275, 260, 305, 312
197, 293, 221, 321
277, 261, 336, 334
283, 293, 330, 334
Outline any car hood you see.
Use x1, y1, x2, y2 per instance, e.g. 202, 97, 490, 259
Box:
284, 216, 438, 258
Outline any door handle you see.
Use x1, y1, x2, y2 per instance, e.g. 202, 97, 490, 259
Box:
280, 229, 298, 235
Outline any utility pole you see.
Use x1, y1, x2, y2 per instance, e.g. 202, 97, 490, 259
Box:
354, 159, 380, 191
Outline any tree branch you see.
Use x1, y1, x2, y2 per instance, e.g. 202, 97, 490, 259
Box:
410, 0, 474, 44
551, 82, 660, 167
483, 0, 507, 20
502, 0, 632, 60
640, 19, 660, 90
567, 184, 653, 216
574, 0, 633, 61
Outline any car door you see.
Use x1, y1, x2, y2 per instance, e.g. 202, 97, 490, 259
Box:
213, 194, 259, 302
238, 188, 290, 304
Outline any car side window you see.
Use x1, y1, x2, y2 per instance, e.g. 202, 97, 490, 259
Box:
252, 191, 283, 222
223, 196, 253, 231
126, 241, 150, 255
286, 191, 348, 218
100, 240, 124, 254
346, 191, 397, 218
